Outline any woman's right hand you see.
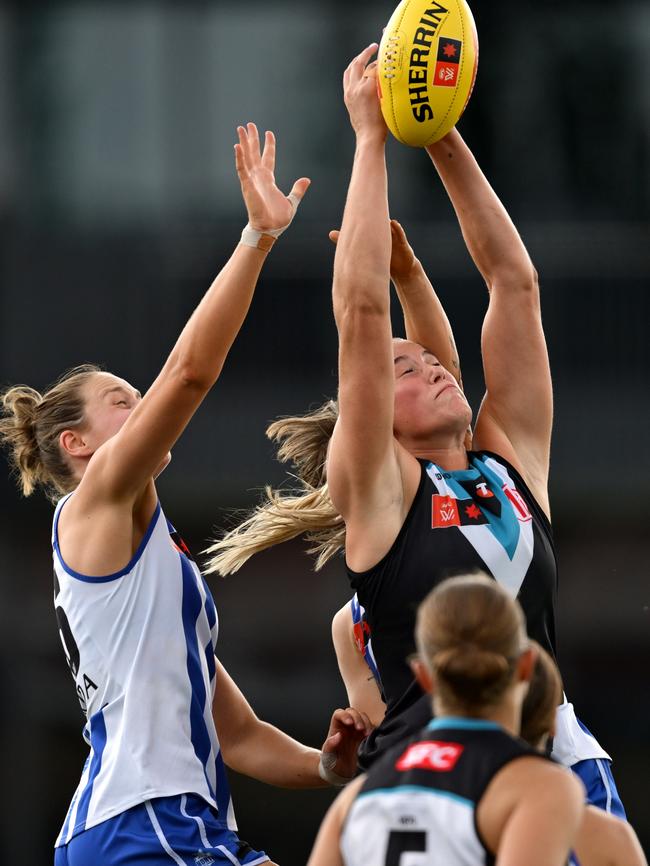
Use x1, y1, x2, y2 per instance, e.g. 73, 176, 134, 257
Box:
343, 44, 387, 142
235, 122, 310, 233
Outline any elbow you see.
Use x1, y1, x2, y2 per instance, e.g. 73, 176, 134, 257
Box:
334, 300, 391, 342
488, 263, 539, 298
172, 361, 219, 394
333, 278, 391, 327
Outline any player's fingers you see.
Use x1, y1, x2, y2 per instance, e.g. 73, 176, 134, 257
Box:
234, 143, 248, 179
343, 64, 353, 94
350, 43, 378, 81
356, 711, 374, 735
329, 230, 340, 245
288, 177, 311, 208
236, 126, 252, 172
322, 731, 342, 752
390, 219, 408, 243
332, 707, 367, 731
261, 130, 276, 172
362, 60, 378, 80
246, 122, 261, 162
343, 707, 371, 731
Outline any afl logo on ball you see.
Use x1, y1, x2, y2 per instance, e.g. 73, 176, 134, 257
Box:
434, 37, 462, 87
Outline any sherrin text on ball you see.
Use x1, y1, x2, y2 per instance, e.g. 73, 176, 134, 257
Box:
378, 0, 478, 147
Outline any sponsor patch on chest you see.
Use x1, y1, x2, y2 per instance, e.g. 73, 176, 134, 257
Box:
396, 740, 465, 773
431, 495, 489, 528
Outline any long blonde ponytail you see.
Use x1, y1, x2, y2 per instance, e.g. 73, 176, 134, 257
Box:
204, 400, 345, 575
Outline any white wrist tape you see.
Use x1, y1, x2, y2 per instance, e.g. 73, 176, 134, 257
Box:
318, 750, 353, 787
240, 191, 302, 251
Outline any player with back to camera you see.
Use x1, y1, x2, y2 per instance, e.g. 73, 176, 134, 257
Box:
204, 46, 623, 815
519, 642, 647, 866
0, 124, 371, 866
307, 573, 586, 866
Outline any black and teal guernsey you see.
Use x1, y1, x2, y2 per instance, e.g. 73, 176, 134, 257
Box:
347, 451, 558, 769
341, 717, 547, 866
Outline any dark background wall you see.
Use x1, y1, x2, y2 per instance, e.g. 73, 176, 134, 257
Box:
0, 1, 648, 863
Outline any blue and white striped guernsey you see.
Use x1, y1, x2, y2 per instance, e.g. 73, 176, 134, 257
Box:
51, 493, 235, 847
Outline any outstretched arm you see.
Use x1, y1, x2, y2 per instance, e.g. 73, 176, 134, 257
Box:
83, 124, 310, 504
330, 219, 463, 386
327, 46, 407, 570
390, 220, 463, 386
426, 129, 552, 514
213, 659, 371, 789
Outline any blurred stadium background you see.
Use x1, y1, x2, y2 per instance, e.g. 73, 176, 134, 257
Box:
0, 1, 648, 863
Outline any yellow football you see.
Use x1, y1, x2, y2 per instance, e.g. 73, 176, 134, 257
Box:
378, 0, 478, 147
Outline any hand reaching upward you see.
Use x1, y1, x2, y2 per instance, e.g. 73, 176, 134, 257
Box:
330, 219, 417, 282
342, 44, 387, 142
235, 122, 310, 233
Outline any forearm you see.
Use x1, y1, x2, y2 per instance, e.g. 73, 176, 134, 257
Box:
224, 718, 328, 789
393, 260, 461, 383
333, 136, 391, 306
426, 129, 535, 290
163, 242, 268, 388
214, 657, 329, 789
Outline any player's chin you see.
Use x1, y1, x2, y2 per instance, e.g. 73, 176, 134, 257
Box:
154, 452, 172, 479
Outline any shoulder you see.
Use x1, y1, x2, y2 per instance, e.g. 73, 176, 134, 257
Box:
342, 445, 424, 574
332, 601, 353, 635
576, 806, 646, 866
491, 755, 584, 810
332, 602, 355, 653
478, 755, 584, 857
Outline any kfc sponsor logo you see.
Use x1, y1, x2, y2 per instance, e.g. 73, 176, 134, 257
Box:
396, 740, 464, 773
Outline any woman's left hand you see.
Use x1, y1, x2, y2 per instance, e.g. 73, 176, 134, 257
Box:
235, 122, 310, 232
320, 707, 374, 782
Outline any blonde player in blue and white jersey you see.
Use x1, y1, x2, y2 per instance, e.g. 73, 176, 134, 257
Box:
0, 124, 370, 866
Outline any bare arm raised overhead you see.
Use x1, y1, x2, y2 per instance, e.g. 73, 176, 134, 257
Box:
327, 46, 412, 572
58, 124, 310, 576
330, 218, 463, 387
426, 130, 552, 515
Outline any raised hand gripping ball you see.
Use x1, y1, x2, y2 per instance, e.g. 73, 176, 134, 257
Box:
378, 0, 478, 147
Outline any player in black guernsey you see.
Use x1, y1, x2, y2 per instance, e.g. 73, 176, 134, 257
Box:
205, 46, 622, 812
347, 449, 559, 768
307, 575, 585, 866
